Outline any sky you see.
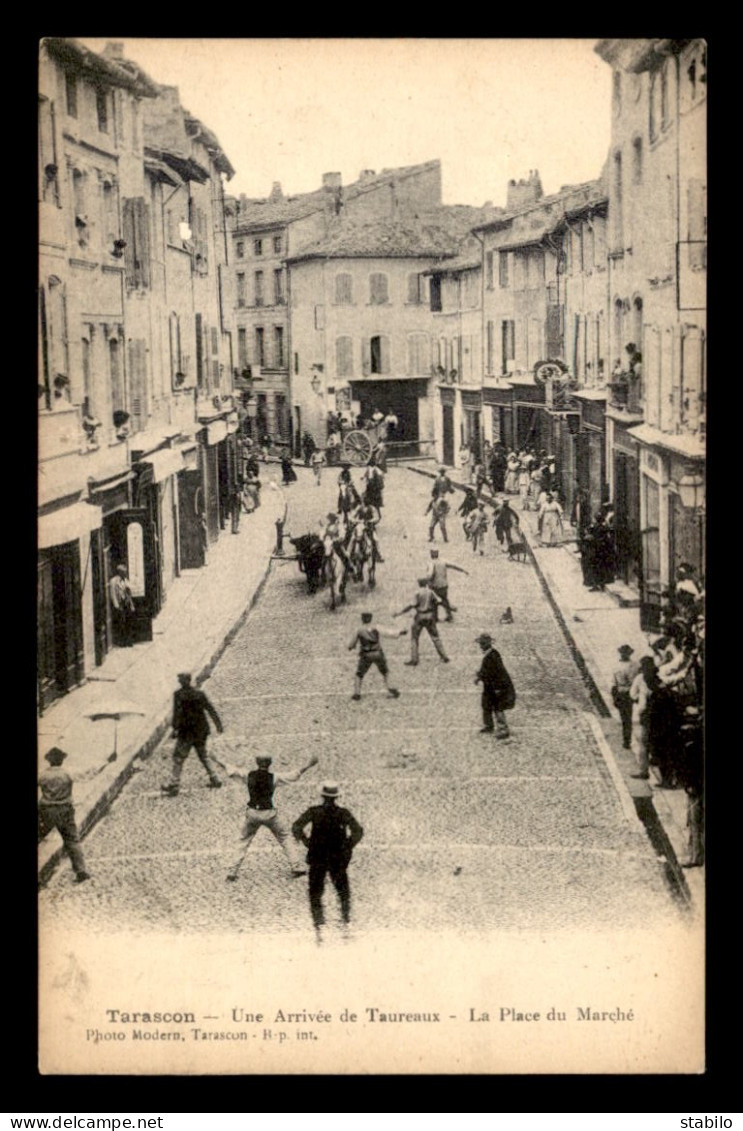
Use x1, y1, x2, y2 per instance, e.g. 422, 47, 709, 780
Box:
80, 38, 612, 208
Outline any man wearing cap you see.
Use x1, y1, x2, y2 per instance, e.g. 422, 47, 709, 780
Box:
292, 781, 364, 935
161, 673, 224, 797
432, 467, 454, 500
38, 746, 117, 883
611, 644, 640, 750
212, 753, 319, 881
426, 494, 451, 543
426, 549, 469, 622
348, 611, 406, 700
395, 578, 450, 665
474, 634, 516, 738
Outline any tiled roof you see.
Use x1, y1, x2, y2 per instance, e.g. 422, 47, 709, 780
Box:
287, 203, 503, 262
42, 38, 159, 96
473, 179, 605, 235
233, 159, 443, 231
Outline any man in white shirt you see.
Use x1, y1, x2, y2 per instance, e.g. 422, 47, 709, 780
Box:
426, 548, 469, 622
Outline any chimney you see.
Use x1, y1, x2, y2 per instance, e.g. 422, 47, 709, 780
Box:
506, 169, 544, 211
359, 169, 376, 181
269, 181, 284, 202
322, 172, 342, 190
103, 42, 125, 60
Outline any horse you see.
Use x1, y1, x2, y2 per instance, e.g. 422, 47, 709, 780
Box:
346, 523, 376, 588
321, 543, 349, 610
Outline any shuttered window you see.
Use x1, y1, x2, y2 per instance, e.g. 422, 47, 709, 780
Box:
370, 335, 390, 374
38, 97, 59, 205
369, 273, 389, 304
407, 333, 430, 375
336, 336, 354, 377
128, 339, 148, 432
335, 273, 353, 304
123, 197, 151, 288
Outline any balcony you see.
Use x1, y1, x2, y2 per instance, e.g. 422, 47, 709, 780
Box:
608, 372, 643, 415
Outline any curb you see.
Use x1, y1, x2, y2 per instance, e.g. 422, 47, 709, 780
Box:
38, 506, 281, 887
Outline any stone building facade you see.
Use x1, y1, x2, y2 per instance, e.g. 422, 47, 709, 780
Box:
38, 39, 236, 711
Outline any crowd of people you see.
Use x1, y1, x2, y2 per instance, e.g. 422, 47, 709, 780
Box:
610, 561, 705, 867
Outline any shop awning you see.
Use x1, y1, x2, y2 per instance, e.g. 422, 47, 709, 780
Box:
38, 501, 103, 549
141, 449, 185, 483
626, 424, 706, 460
205, 420, 228, 446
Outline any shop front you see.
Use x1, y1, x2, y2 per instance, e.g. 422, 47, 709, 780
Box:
87, 470, 136, 666
37, 501, 102, 712
610, 419, 642, 591
482, 385, 515, 453
460, 389, 483, 461
439, 387, 457, 466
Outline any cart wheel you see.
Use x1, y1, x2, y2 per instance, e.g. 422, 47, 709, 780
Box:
343, 431, 373, 466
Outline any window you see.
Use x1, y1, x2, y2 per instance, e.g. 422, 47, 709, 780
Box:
486, 321, 494, 374
336, 336, 354, 377
236, 241, 245, 259
464, 271, 479, 307
613, 70, 622, 113
109, 335, 125, 416
254, 238, 263, 256
369, 273, 389, 304
72, 169, 88, 247
526, 251, 544, 289
211, 327, 219, 357
102, 180, 117, 248
612, 150, 624, 250
254, 270, 264, 306
632, 137, 643, 185
335, 273, 353, 304
366, 330, 393, 375
195, 313, 205, 389
407, 333, 430, 376
687, 178, 707, 270
274, 268, 284, 304
38, 97, 59, 205
122, 197, 151, 288
255, 327, 265, 367
501, 320, 515, 375
237, 328, 247, 370
407, 273, 425, 304
169, 313, 182, 383
95, 88, 108, 133
660, 61, 670, 129
486, 251, 494, 289
273, 235, 282, 254
274, 326, 285, 368
81, 336, 93, 413
65, 72, 77, 118
429, 274, 442, 312
498, 251, 509, 288
236, 272, 246, 307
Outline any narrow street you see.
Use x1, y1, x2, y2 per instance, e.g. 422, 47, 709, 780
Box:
39, 466, 674, 938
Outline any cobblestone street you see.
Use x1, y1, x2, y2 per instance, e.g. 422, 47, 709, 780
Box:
40, 467, 676, 939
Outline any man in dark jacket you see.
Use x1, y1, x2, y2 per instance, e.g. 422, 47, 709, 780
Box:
292, 781, 364, 936
474, 633, 516, 738
161, 673, 224, 796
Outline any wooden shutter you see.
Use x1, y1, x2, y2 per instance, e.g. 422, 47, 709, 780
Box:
362, 339, 371, 376
128, 339, 148, 432
380, 335, 391, 374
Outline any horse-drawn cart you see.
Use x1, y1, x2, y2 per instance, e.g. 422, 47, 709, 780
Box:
340, 420, 384, 466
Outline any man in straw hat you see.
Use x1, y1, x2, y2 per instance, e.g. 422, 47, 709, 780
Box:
292, 781, 364, 938
474, 634, 516, 739
610, 644, 640, 750
211, 753, 318, 881
38, 746, 117, 884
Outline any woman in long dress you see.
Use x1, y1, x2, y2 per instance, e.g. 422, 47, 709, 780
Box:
504, 452, 521, 495
527, 466, 543, 511
539, 492, 564, 546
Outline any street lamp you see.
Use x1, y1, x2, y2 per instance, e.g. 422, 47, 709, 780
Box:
676, 466, 705, 511
310, 373, 323, 395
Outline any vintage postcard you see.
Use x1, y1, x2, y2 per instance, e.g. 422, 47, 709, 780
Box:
38, 37, 705, 1075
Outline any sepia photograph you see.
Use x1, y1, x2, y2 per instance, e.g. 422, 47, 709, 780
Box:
37, 37, 706, 1076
